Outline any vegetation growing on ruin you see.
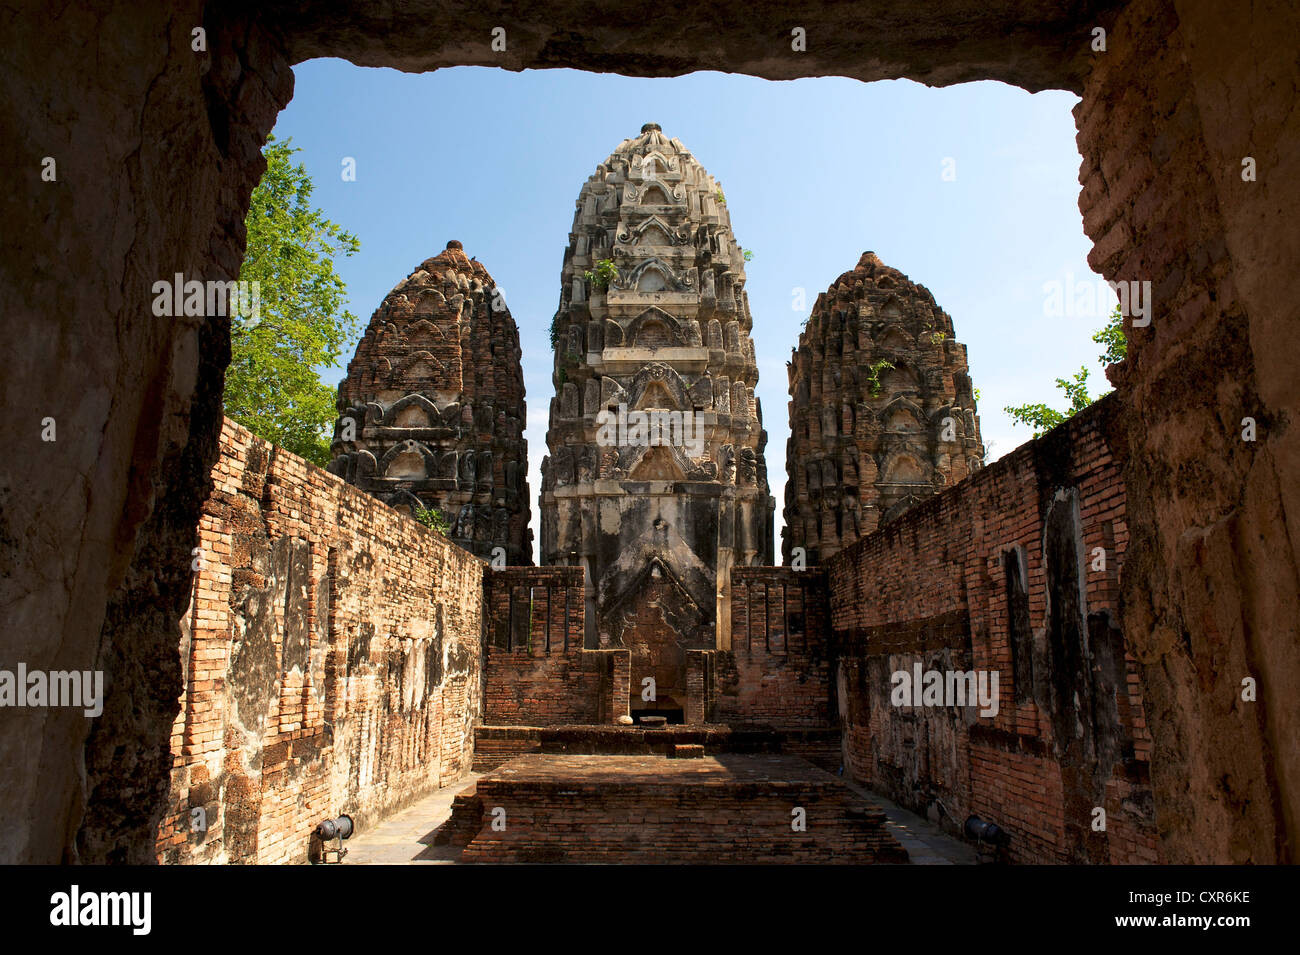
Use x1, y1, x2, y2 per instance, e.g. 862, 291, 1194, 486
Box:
585, 258, 618, 291
1093, 303, 1128, 366
864, 359, 895, 397
1005, 305, 1127, 437
414, 505, 450, 534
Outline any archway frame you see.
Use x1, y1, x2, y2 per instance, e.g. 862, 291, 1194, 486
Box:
2, 0, 1297, 865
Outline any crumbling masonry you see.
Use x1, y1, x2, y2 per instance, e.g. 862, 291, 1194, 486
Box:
329, 241, 532, 566
148, 126, 1158, 864
783, 252, 984, 564
538, 124, 774, 718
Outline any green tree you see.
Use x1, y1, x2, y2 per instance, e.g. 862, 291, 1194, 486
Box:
1004, 366, 1094, 437
1093, 303, 1128, 366
224, 134, 360, 466
1004, 306, 1127, 438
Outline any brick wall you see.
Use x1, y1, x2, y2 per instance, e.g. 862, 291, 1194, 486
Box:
482, 568, 629, 724
472, 726, 544, 772
826, 395, 1160, 864
711, 568, 833, 726
155, 418, 485, 864
1073, 0, 1300, 863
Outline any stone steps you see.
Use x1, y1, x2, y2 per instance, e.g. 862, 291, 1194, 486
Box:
443, 753, 908, 864
432, 790, 484, 848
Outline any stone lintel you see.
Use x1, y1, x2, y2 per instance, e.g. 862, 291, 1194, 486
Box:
605, 291, 697, 311
595, 346, 709, 375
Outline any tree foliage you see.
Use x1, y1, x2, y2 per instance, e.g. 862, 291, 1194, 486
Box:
1004, 306, 1126, 438
414, 506, 450, 535
224, 134, 360, 466
1093, 303, 1128, 366
1004, 366, 1094, 437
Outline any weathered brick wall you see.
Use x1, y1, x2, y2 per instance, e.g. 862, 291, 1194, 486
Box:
826, 395, 1160, 864
481, 568, 629, 724
472, 726, 544, 772
713, 568, 833, 726
155, 418, 485, 864
1074, 0, 1300, 863
685, 651, 714, 724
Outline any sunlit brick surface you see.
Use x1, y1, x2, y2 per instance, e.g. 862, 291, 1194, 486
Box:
155, 419, 485, 864
453, 754, 907, 864
826, 396, 1158, 864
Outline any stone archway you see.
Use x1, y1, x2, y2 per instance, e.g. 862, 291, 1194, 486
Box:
1, 0, 1296, 864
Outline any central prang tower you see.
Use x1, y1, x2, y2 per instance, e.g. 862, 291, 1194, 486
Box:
539, 124, 773, 718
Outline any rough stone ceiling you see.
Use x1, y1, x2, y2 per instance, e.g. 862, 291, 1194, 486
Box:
268, 0, 1127, 93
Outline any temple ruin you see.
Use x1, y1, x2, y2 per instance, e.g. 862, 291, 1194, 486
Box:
137, 122, 1163, 865
328, 241, 532, 565
783, 252, 984, 564
4, 0, 1296, 870
538, 124, 774, 718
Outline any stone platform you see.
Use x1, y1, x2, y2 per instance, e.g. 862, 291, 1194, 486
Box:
440, 753, 908, 864
472, 723, 843, 773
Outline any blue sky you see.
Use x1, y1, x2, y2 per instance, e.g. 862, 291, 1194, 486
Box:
270, 60, 1117, 556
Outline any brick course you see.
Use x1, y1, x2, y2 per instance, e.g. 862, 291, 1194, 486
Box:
456, 754, 907, 864
481, 567, 630, 724
714, 568, 834, 726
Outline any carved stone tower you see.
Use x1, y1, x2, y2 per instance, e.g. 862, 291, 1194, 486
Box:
539, 124, 773, 717
783, 252, 983, 564
329, 240, 532, 565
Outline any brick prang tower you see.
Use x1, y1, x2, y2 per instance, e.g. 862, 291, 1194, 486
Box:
329, 240, 533, 565
783, 252, 984, 565
539, 124, 774, 714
